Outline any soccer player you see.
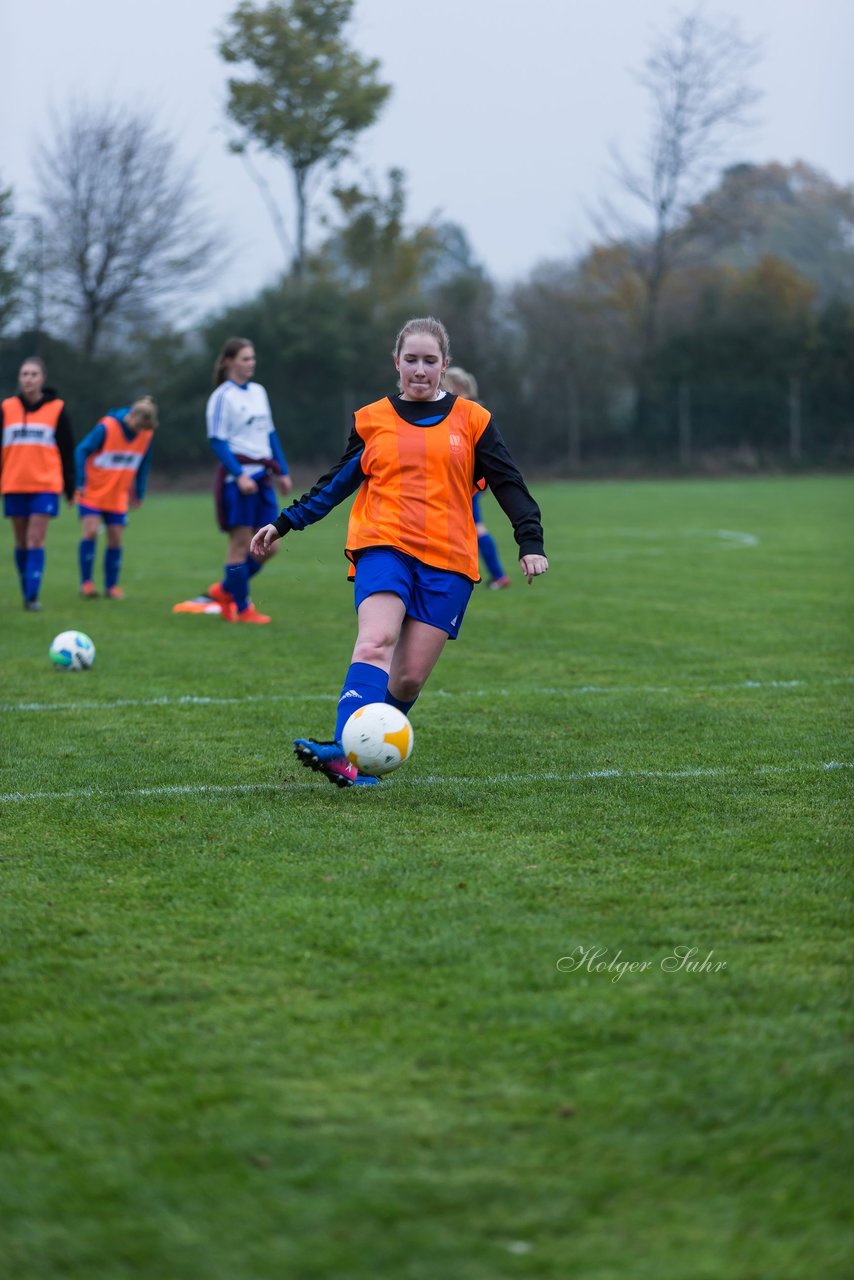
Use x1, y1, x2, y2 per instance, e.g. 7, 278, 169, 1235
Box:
75, 397, 158, 599
250, 316, 548, 787
443, 366, 511, 590
206, 337, 292, 624
1, 356, 75, 611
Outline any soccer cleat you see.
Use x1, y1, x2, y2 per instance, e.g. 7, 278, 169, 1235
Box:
105, 586, 125, 600
24, 599, 42, 612
80, 580, 98, 599
488, 574, 512, 590
293, 738, 379, 788
207, 581, 233, 609
225, 602, 271, 624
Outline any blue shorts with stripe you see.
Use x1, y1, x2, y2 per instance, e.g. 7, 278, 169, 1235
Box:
352, 547, 474, 640
221, 476, 279, 531
4, 492, 60, 518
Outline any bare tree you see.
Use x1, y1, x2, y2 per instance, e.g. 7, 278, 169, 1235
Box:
607, 6, 761, 428
35, 102, 224, 355
0, 181, 20, 336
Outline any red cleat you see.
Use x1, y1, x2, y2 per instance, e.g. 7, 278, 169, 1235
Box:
80, 580, 98, 598
207, 581, 234, 604
225, 602, 271, 624
105, 586, 125, 600
207, 581, 233, 610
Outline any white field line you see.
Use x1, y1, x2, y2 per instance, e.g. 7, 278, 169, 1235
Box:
569, 529, 760, 558
0, 761, 850, 805
2, 676, 852, 715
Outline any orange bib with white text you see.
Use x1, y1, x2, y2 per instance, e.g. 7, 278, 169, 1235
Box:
80, 417, 153, 513
1, 396, 64, 494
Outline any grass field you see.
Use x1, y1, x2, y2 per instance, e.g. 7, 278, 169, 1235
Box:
1, 475, 851, 1279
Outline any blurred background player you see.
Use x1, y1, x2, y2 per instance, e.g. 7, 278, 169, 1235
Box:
443, 365, 511, 589
205, 336, 292, 623
1, 356, 75, 611
250, 316, 548, 788
75, 396, 158, 599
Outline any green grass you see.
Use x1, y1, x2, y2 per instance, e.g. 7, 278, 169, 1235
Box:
1, 476, 852, 1279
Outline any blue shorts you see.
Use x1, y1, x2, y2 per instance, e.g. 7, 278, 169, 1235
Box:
353, 547, 474, 640
221, 477, 279, 531
78, 504, 127, 526
4, 492, 60, 518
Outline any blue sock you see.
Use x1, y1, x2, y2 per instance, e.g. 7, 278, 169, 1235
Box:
79, 538, 96, 584
105, 547, 122, 590
224, 562, 249, 612
245, 555, 263, 581
334, 662, 390, 743
478, 531, 505, 581
14, 547, 26, 590
385, 689, 418, 717
24, 548, 45, 602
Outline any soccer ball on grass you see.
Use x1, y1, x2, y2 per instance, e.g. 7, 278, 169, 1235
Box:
341, 703, 414, 776
49, 630, 95, 671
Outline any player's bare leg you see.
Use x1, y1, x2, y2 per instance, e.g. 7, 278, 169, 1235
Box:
387, 617, 448, 704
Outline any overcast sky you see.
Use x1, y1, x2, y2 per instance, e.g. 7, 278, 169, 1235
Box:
3, 0, 852, 310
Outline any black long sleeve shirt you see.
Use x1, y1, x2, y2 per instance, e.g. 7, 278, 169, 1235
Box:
274, 394, 545, 561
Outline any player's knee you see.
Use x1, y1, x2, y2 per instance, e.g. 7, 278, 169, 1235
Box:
395, 675, 423, 701
353, 632, 396, 666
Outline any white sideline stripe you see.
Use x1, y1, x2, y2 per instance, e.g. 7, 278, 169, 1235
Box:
0, 761, 850, 805
2, 676, 852, 716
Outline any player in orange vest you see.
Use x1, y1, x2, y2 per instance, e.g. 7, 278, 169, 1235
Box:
444, 366, 512, 589
1, 356, 75, 610
250, 316, 549, 787
74, 397, 158, 599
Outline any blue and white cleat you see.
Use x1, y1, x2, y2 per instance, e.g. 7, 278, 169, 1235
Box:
293, 738, 380, 788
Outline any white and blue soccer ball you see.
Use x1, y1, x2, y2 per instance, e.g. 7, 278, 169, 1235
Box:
341, 703, 414, 776
49, 630, 95, 671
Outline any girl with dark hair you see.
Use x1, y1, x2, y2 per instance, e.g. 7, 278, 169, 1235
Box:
205, 337, 292, 623
1, 356, 75, 610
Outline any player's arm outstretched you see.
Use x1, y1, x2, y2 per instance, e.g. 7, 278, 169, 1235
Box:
473, 422, 548, 583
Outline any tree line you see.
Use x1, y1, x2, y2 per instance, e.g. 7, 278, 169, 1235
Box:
0, 1, 851, 472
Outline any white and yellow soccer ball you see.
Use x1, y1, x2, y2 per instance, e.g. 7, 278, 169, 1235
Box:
341, 703, 414, 776
49, 630, 95, 671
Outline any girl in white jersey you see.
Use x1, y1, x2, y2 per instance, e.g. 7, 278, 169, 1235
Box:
205, 337, 292, 623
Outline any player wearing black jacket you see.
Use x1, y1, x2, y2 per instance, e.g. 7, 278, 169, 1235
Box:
1, 356, 74, 610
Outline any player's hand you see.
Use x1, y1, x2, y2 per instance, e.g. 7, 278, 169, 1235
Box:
129, 495, 141, 509
277, 474, 294, 496
250, 524, 282, 559
236, 473, 258, 495
520, 554, 549, 584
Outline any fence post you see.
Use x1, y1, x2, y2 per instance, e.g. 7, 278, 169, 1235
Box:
678, 381, 692, 467
568, 378, 581, 472
788, 374, 802, 462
